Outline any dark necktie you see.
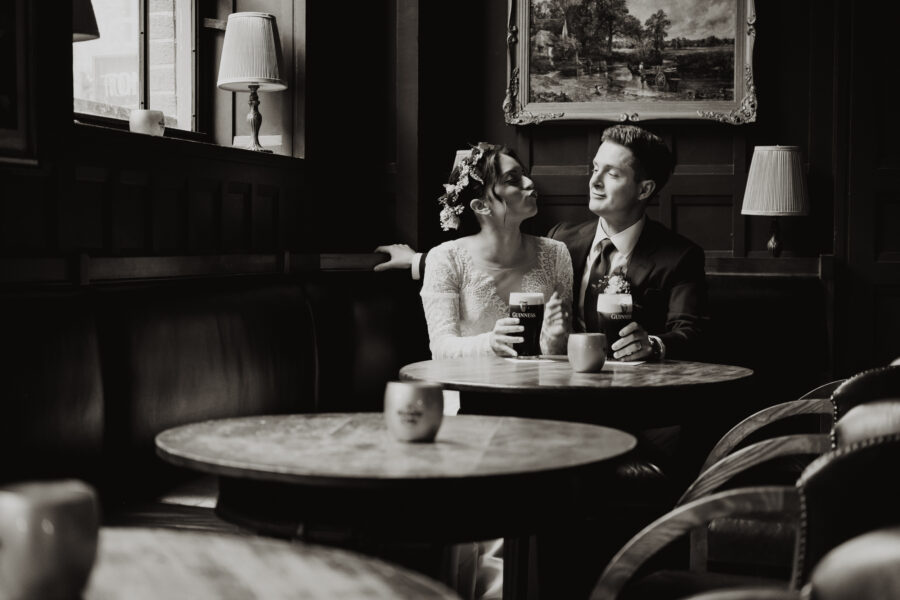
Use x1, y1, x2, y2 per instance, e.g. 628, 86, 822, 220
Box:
583, 238, 616, 333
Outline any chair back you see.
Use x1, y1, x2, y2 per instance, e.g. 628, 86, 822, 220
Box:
829, 366, 900, 448
831, 365, 900, 421
794, 429, 900, 585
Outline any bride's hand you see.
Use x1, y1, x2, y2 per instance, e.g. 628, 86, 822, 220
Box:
490, 317, 524, 357
543, 292, 568, 339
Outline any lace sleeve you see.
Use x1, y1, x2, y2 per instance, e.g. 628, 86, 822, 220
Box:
420, 244, 492, 358
540, 241, 574, 355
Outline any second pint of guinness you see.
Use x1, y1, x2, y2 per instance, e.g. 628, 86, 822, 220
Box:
509, 292, 545, 357
596, 293, 633, 353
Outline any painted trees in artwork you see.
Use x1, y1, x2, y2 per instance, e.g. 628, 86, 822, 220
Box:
644, 9, 672, 61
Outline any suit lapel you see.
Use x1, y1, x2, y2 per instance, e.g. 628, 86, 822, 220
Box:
627, 219, 660, 290
567, 220, 597, 299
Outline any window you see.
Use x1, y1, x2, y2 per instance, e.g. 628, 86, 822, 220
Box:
73, 0, 195, 131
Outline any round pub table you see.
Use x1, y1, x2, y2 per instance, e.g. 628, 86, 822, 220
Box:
400, 356, 754, 428
84, 527, 458, 599
156, 413, 636, 599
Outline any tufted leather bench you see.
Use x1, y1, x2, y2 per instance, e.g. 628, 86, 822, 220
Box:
0, 271, 429, 526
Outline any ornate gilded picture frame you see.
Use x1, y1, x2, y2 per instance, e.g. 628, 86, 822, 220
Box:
504, 0, 757, 125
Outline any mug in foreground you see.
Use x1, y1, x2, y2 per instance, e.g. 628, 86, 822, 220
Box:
568, 333, 607, 373
0, 479, 99, 600
509, 292, 545, 357
384, 381, 444, 442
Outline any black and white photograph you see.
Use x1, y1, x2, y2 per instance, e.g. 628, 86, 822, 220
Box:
0, 0, 898, 599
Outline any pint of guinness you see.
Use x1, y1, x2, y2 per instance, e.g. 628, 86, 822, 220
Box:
509, 292, 545, 357
596, 293, 633, 353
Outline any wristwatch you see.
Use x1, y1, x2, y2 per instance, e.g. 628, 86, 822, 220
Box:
647, 336, 662, 361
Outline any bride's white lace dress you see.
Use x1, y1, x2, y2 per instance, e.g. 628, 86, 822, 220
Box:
420, 236, 573, 359
419, 235, 573, 599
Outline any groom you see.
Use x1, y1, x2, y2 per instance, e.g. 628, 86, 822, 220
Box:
376, 124, 708, 360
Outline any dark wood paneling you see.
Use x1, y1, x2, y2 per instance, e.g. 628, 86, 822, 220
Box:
221, 182, 250, 252
876, 194, 900, 257
151, 177, 186, 253
673, 197, 733, 253
875, 291, 900, 365
111, 171, 150, 253
66, 166, 107, 252
187, 179, 219, 252
252, 185, 278, 252
1, 178, 47, 251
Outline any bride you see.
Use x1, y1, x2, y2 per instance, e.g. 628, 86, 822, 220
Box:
421, 142, 573, 360
419, 143, 573, 599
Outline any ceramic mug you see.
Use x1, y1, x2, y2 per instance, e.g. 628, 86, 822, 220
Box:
0, 480, 99, 600
568, 332, 607, 373
128, 109, 165, 136
383, 381, 444, 442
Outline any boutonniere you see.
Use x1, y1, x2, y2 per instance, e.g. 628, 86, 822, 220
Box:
591, 270, 632, 295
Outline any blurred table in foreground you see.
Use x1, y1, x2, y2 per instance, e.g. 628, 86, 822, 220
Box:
156, 413, 636, 599
84, 527, 458, 599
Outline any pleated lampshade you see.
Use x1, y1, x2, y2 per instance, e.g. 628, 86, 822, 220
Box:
73, 0, 100, 42
217, 12, 287, 92
741, 146, 809, 216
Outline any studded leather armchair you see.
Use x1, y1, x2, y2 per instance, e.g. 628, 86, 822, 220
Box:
589, 399, 900, 600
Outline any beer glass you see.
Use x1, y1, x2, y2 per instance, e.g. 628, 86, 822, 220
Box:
509, 292, 545, 357
596, 293, 633, 354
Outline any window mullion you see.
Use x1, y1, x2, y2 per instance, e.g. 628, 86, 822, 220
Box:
139, 0, 148, 109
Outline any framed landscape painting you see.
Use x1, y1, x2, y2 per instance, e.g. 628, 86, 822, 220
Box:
504, 0, 757, 124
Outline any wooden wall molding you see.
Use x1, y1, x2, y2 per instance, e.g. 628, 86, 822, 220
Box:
0, 254, 831, 286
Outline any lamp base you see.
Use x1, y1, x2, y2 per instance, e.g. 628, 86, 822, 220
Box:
242, 144, 273, 154
243, 84, 272, 153
767, 216, 782, 258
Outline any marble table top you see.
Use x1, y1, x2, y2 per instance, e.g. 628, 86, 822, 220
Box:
155, 413, 636, 486
84, 527, 457, 599
399, 356, 753, 394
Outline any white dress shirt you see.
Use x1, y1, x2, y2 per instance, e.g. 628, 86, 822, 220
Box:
576, 216, 645, 329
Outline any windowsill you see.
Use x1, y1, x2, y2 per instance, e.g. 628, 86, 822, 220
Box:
74, 113, 211, 143
72, 120, 302, 167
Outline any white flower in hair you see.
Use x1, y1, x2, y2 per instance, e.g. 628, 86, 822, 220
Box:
436, 146, 485, 231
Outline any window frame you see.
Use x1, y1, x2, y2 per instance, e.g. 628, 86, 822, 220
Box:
73, 0, 214, 143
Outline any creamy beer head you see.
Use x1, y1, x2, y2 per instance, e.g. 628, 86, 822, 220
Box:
509, 292, 545, 357
509, 292, 545, 307
596, 293, 633, 353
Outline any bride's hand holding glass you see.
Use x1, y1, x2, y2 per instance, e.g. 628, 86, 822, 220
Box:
489, 318, 524, 357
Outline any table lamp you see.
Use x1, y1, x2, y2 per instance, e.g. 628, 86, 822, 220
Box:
73, 0, 99, 42
741, 145, 809, 257
216, 12, 287, 153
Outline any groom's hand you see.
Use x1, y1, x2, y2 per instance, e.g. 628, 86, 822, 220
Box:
611, 321, 652, 360
374, 244, 415, 271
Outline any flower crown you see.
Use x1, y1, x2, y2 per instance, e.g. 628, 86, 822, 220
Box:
437, 146, 485, 231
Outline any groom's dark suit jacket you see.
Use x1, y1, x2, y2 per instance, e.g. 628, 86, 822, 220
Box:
548, 217, 708, 360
